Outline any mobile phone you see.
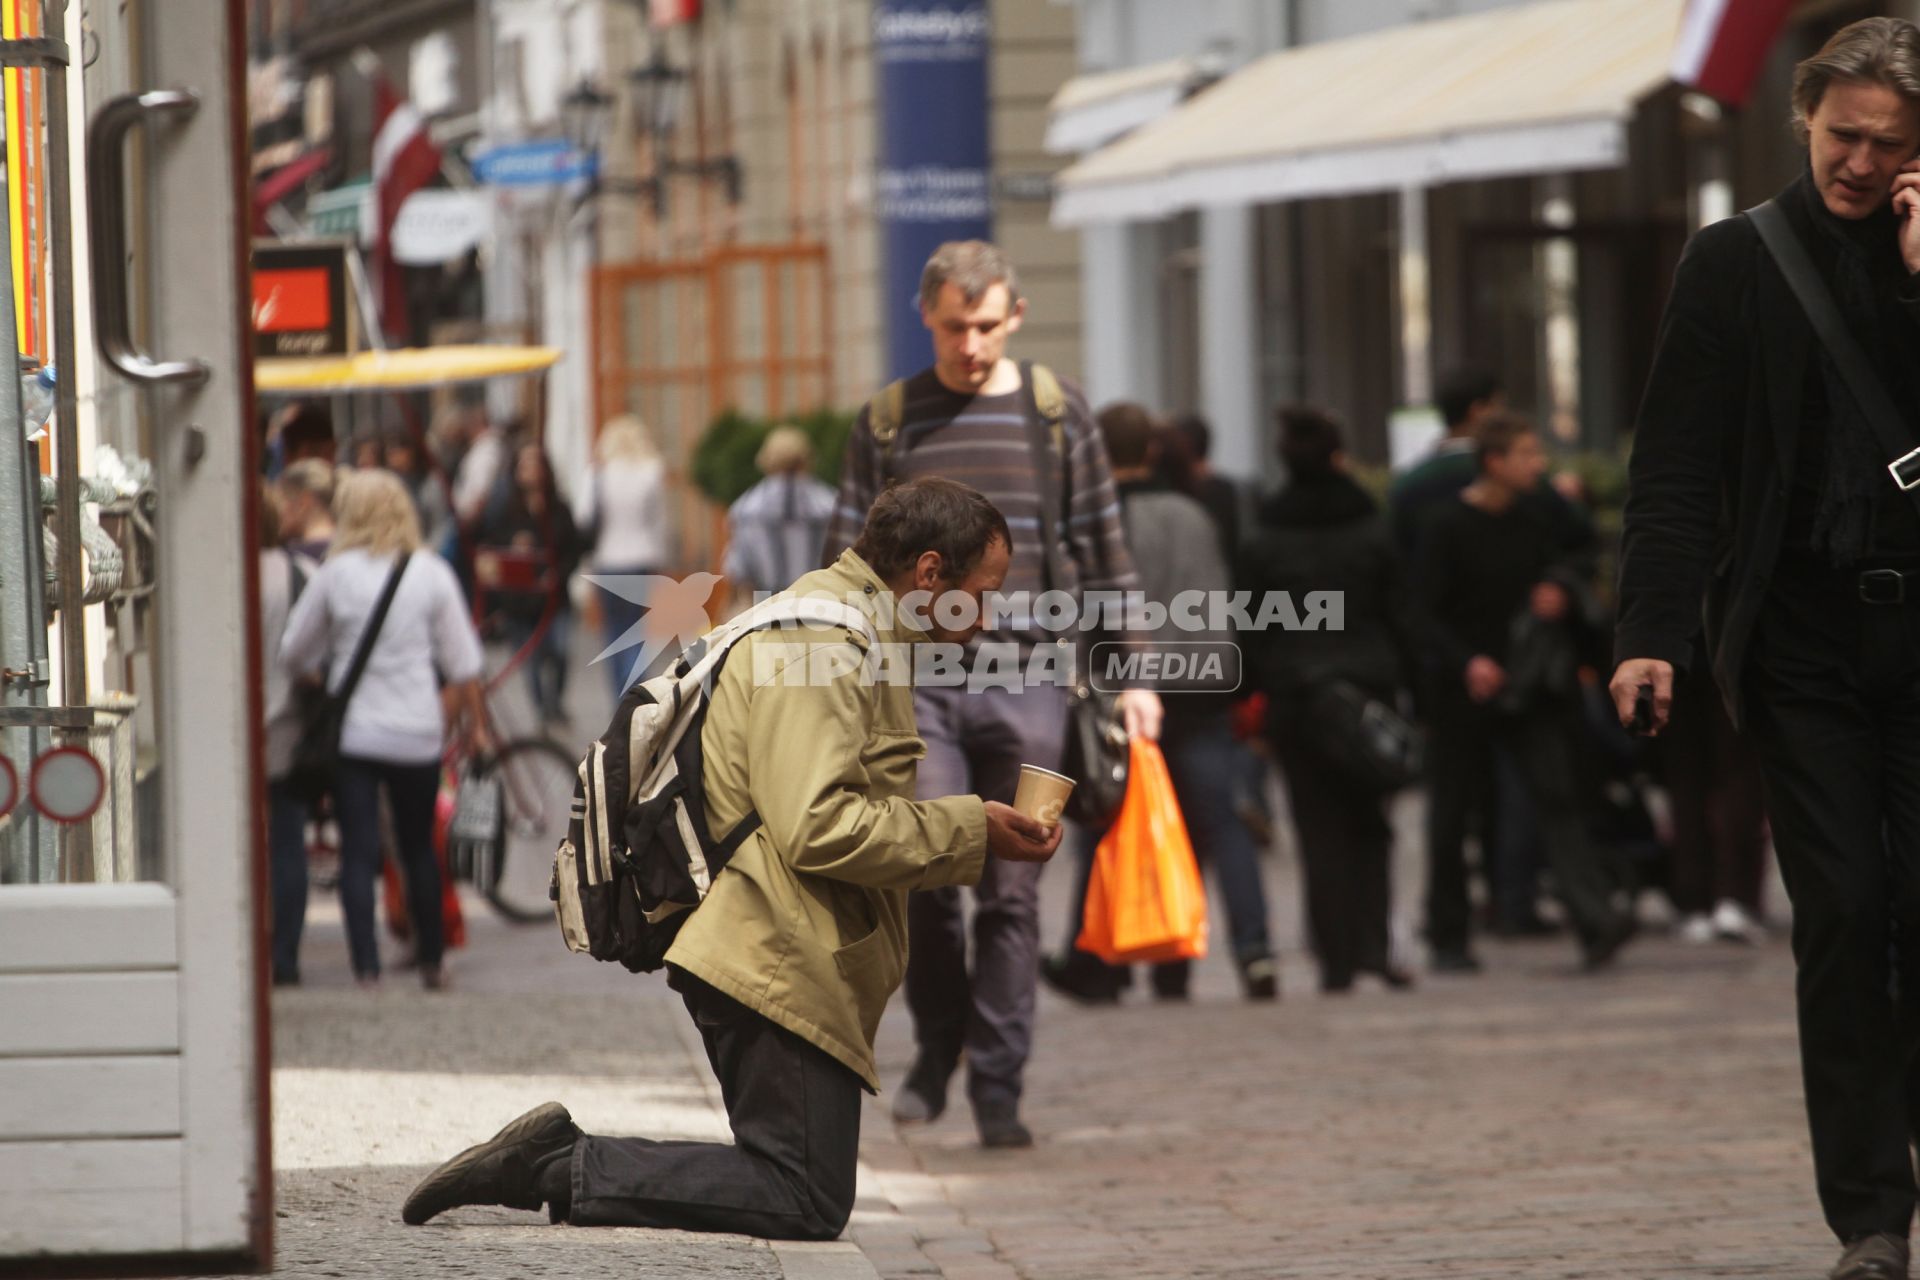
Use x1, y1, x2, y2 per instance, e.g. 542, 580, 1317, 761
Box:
1628, 686, 1656, 737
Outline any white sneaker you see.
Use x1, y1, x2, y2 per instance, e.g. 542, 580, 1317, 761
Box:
1675, 913, 1716, 945
1712, 899, 1765, 945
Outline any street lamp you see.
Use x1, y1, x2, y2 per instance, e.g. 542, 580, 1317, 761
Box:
559, 77, 615, 158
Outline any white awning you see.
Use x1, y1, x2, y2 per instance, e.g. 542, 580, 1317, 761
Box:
1045, 57, 1207, 155
1053, 0, 1685, 226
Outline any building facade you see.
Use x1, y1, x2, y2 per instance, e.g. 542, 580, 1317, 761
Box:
1050, 0, 1920, 481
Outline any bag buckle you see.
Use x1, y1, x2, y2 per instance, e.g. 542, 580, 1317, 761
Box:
1860, 568, 1907, 605
1889, 447, 1920, 492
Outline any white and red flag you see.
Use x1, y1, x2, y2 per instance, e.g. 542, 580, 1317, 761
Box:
361, 51, 442, 339
1671, 0, 1796, 108
650, 0, 700, 27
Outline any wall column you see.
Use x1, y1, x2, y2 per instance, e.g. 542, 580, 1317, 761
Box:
1198, 203, 1261, 478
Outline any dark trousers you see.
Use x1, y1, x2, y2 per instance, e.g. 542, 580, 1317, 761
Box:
1743, 564, 1920, 1242
1426, 690, 1625, 952
906, 681, 1067, 1109
595, 563, 658, 696
1056, 711, 1273, 989
267, 778, 309, 982
1276, 738, 1393, 987
508, 611, 571, 724
1665, 669, 1769, 916
569, 974, 861, 1241
1424, 692, 1499, 952
334, 756, 443, 978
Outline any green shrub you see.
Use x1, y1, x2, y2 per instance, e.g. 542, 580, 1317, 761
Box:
691, 405, 860, 507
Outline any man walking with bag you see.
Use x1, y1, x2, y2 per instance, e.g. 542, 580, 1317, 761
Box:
822, 241, 1161, 1148
1612, 19, 1920, 1280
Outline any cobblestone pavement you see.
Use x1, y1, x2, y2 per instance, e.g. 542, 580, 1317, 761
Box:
855, 795, 1828, 1280
228, 650, 1832, 1280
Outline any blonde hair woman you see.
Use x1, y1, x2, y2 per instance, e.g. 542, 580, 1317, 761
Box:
576, 414, 674, 693
279, 469, 487, 990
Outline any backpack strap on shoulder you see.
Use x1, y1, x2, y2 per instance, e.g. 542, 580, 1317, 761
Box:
867, 379, 908, 447
1030, 363, 1067, 457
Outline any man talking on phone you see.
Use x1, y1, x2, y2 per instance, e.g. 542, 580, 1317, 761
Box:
1611, 19, 1920, 1280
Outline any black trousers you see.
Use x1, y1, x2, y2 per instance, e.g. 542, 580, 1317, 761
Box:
567, 973, 863, 1241
1277, 737, 1393, 986
1665, 668, 1769, 916
1426, 689, 1626, 952
1744, 560, 1920, 1243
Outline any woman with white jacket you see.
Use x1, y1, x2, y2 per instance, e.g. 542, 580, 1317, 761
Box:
280, 470, 487, 989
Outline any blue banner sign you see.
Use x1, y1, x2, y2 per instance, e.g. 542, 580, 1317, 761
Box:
471, 139, 599, 188
874, 1, 993, 382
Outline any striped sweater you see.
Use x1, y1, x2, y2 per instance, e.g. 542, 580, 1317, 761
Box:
820, 366, 1139, 651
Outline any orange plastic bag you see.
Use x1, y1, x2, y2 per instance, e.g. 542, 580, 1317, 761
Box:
1075, 738, 1208, 965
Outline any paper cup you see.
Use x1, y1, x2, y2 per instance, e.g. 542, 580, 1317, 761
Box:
1014, 764, 1076, 829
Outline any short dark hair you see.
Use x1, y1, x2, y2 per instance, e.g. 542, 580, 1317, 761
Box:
1474, 411, 1536, 470
280, 401, 335, 456
919, 240, 1021, 312
1277, 406, 1344, 481
1437, 369, 1500, 430
1170, 413, 1212, 461
851, 478, 1011, 581
1096, 401, 1159, 470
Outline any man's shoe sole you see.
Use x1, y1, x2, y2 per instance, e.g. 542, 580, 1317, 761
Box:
401, 1101, 574, 1226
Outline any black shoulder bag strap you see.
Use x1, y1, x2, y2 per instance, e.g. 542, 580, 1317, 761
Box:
1748, 198, 1920, 501
332, 553, 411, 709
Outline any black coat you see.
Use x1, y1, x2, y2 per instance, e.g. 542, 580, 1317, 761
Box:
1615, 184, 1920, 728
1241, 474, 1416, 711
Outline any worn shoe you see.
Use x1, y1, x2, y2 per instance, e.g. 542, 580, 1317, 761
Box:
1430, 947, 1483, 975
891, 1055, 953, 1125
976, 1101, 1034, 1150
1673, 912, 1716, 945
1712, 899, 1766, 946
1830, 1233, 1909, 1280
1581, 915, 1640, 973
1039, 950, 1125, 1005
1239, 954, 1280, 1002
401, 1101, 579, 1226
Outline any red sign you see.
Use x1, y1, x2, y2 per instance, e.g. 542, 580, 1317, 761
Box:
253, 268, 333, 333
30, 746, 104, 824
0, 755, 16, 821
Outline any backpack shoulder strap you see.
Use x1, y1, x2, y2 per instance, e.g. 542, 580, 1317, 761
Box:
1031, 363, 1067, 457
866, 378, 909, 487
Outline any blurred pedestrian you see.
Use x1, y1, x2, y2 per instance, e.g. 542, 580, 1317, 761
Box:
265, 400, 335, 477
277, 458, 336, 566
577, 415, 673, 694
384, 427, 454, 552
479, 439, 584, 730
1663, 666, 1770, 945
1387, 368, 1504, 563
446, 391, 506, 531
1610, 21, 1920, 1274
822, 240, 1160, 1148
1243, 407, 1417, 994
1158, 412, 1241, 566
258, 482, 311, 987
723, 426, 837, 597
400, 478, 1060, 1239
1043, 403, 1276, 1004
1422, 414, 1636, 974
279, 469, 488, 990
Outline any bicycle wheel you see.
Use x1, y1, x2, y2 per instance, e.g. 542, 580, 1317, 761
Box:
482, 736, 579, 923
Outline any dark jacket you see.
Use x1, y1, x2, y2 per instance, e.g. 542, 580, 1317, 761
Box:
1241, 473, 1415, 714
1615, 179, 1920, 727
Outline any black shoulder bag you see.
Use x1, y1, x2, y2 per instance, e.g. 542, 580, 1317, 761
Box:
1747, 199, 1920, 503
287, 554, 411, 805
1019, 362, 1130, 829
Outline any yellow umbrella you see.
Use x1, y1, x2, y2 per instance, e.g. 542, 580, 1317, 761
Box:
255, 345, 561, 394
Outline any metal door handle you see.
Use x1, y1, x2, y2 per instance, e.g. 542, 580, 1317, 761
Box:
87, 90, 209, 386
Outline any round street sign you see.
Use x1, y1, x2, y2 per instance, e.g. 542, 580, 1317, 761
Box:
0, 755, 16, 821
31, 747, 105, 824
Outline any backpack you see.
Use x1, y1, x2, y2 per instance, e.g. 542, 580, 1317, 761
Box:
551, 592, 878, 973
867, 361, 1068, 482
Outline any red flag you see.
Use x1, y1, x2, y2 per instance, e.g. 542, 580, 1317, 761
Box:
1671, 0, 1796, 108
650, 0, 700, 27
369, 68, 441, 340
